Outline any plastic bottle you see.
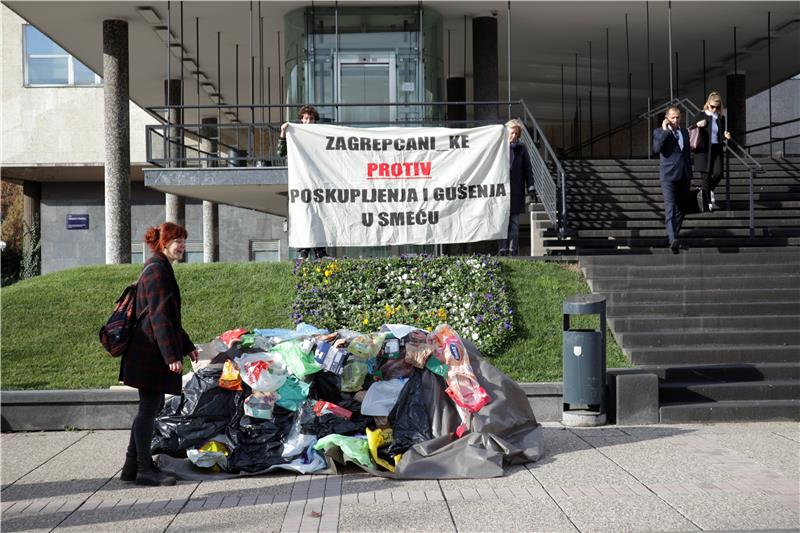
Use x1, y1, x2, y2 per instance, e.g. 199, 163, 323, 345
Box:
432, 324, 491, 413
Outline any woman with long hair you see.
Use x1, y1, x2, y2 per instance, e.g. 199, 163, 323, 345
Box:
119, 222, 197, 486
693, 91, 732, 211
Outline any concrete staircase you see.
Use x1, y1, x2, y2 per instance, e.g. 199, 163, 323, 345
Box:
581, 248, 800, 423
545, 157, 800, 252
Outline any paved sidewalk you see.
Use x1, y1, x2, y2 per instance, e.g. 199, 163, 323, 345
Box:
1, 422, 798, 532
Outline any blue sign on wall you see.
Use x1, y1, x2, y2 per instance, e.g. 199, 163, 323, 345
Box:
66, 214, 89, 230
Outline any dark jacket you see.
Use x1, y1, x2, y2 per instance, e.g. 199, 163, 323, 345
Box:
653, 127, 693, 182
692, 111, 726, 174
119, 252, 194, 395
509, 141, 534, 214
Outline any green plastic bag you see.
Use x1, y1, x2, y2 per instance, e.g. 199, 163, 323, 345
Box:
341, 359, 368, 392
314, 434, 373, 469
270, 340, 322, 379
276, 375, 310, 411
426, 355, 448, 377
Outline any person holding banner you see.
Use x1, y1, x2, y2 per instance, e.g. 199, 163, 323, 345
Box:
499, 119, 535, 256
280, 105, 327, 260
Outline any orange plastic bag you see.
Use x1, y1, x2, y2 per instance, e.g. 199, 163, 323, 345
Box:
218, 359, 243, 391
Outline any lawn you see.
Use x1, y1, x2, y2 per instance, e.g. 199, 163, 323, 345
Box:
0, 259, 628, 390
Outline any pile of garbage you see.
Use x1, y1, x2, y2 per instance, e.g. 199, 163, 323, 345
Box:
153, 323, 543, 480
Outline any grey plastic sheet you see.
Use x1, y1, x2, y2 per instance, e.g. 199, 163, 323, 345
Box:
157, 340, 543, 480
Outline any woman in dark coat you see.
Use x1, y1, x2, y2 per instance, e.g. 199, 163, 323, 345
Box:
693, 91, 732, 211
119, 222, 197, 486
499, 118, 535, 255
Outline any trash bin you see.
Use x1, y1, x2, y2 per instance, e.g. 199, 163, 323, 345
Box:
562, 294, 606, 426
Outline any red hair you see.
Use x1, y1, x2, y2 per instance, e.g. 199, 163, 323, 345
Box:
144, 222, 188, 253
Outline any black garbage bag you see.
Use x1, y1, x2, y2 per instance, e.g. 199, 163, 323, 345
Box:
225, 406, 295, 473
308, 370, 344, 404
151, 366, 242, 456
386, 369, 433, 456
298, 399, 371, 438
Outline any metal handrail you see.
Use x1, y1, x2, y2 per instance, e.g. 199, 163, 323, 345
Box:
743, 116, 800, 135
518, 101, 567, 236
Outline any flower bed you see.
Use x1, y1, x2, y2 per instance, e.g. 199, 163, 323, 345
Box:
292, 255, 514, 355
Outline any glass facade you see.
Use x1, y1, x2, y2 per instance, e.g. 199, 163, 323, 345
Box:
284, 5, 443, 125
23, 25, 102, 87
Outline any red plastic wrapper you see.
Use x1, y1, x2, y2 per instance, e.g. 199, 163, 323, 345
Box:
313, 400, 353, 420
218, 328, 249, 347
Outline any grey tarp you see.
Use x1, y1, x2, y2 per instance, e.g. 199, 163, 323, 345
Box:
156, 340, 543, 480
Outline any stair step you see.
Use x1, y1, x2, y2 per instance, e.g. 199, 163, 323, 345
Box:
634, 362, 800, 382
606, 301, 800, 318
609, 315, 800, 332
590, 275, 800, 291
579, 247, 800, 265
617, 330, 800, 349
597, 287, 800, 305
584, 262, 800, 277
659, 399, 800, 423
628, 345, 800, 365
659, 379, 800, 403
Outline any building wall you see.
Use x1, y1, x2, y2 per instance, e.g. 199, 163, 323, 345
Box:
746, 77, 800, 156
40, 181, 290, 273
0, 5, 151, 166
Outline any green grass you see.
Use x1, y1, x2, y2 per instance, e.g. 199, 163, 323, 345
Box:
1, 260, 628, 390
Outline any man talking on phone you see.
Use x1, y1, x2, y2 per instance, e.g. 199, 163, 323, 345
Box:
652, 106, 697, 254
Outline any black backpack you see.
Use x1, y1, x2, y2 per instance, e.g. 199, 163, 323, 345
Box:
99, 264, 154, 357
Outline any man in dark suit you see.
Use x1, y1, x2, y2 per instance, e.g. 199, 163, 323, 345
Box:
653, 106, 697, 253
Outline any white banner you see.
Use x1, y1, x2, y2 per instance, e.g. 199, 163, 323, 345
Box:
287, 124, 509, 248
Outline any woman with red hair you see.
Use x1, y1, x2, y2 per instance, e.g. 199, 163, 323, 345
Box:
119, 222, 197, 486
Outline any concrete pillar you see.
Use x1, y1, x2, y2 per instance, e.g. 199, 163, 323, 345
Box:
22, 181, 41, 262
103, 19, 131, 264
472, 16, 499, 122
726, 72, 746, 144
164, 78, 185, 226
200, 117, 219, 262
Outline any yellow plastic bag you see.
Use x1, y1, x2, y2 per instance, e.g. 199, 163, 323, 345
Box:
366, 427, 401, 472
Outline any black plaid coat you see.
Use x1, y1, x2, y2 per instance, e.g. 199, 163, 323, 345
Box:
119, 252, 195, 394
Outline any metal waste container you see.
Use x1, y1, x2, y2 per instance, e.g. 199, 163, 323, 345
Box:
562, 294, 606, 425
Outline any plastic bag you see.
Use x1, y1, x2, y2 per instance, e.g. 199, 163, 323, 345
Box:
432, 324, 491, 413
404, 339, 436, 368
298, 399, 370, 438
237, 352, 288, 392
152, 366, 241, 456
425, 353, 448, 377
219, 328, 249, 347
186, 438, 231, 471
366, 427, 400, 472
348, 333, 386, 359
379, 357, 415, 380
340, 359, 368, 392
219, 359, 243, 391
276, 375, 310, 412
244, 391, 279, 419
271, 340, 322, 379
314, 434, 373, 469
225, 406, 295, 473
313, 400, 352, 420
387, 370, 433, 455
360, 378, 407, 416
281, 413, 317, 459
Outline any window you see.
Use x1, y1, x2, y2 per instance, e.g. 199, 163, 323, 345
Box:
251, 240, 281, 262
131, 243, 145, 264
185, 241, 204, 263
23, 25, 102, 87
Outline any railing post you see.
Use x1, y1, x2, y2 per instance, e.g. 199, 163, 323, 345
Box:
749, 168, 755, 239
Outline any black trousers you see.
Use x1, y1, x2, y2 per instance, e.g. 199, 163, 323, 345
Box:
700, 144, 724, 193
126, 388, 165, 464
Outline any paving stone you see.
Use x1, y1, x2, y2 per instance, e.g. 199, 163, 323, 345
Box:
664, 493, 800, 531
1, 431, 88, 488
338, 501, 455, 532
553, 494, 699, 532
448, 497, 579, 533
165, 502, 288, 532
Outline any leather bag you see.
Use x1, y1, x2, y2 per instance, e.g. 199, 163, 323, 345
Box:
688, 125, 704, 153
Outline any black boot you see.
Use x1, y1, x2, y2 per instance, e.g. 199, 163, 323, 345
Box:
120, 455, 137, 482
135, 460, 176, 486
